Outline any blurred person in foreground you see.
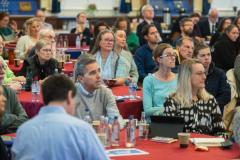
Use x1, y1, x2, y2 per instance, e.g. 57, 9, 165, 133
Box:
11, 74, 109, 160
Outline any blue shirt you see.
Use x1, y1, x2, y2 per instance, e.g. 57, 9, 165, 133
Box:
11, 106, 109, 160
134, 44, 156, 81
143, 74, 177, 120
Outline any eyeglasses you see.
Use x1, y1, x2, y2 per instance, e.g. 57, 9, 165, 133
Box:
41, 49, 52, 52
102, 38, 114, 43
160, 53, 177, 59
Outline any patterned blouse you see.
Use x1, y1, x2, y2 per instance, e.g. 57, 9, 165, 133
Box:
164, 96, 225, 136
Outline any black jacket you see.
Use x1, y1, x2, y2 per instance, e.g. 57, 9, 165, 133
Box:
0, 136, 9, 160
70, 27, 91, 46
198, 18, 218, 38
205, 63, 231, 113
17, 55, 58, 80
136, 20, 162, 46
212, 34, 240, 72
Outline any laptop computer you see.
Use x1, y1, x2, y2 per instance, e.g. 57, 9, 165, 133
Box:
149, 115, 185, 139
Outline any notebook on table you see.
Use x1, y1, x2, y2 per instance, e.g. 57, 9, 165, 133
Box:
149, 115, 185, 139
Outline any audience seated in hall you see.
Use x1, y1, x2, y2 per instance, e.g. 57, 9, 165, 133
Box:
17, 40, 59, 81
11, 74, 109, 160
114, 28, 139, 83
134, 24, 160, 82
0, 12, 18, 43
136, 4, 162, 46
35, 9, 53, 30
212, 24, 240, 72
164, 59, 225, 136
0, 36, 25, 91
70, 12, 91, 46
143, 43, 177, 121
0, 61, 28, 134
209, 17, 232, 47
74, 54, 124, 129
198, 8, 219, 38
172, 18, 195, 47
90, 29, 128, 86
114, 16, 139, 54
15, 17, 41, 60
193, 42, 230, 113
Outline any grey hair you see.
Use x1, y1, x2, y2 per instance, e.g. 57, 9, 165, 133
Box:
141, 4, 154, 15
35, 40, 52, 51
74, 53, 96, 81
39, 29, 55, 40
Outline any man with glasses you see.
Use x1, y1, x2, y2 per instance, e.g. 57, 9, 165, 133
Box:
134, 24, 160, 82
172, 18, 194, 47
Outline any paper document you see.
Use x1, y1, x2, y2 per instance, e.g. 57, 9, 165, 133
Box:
106, 148, 149, 157
190, 138, 225, 147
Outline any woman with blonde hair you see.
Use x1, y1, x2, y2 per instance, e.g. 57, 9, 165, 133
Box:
15, 17, 41, 59
164, 58, 225, 135
143, 43, 177, 120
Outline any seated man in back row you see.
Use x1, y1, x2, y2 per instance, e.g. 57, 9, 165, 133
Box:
74, 54, 124, 128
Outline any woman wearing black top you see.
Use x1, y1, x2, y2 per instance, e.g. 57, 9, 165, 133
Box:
18, 40, 58, 80
212, 24, 240, 72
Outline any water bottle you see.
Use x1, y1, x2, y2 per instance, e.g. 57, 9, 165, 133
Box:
128, 82, 137, 100
98, 116, 108, 146
63, 35, 69, 48
58, 35, 64, 48
104, 117, 111, 147
139, 112, 147, 139
25, 68, 33, 91
126, 115, 136, 147
31, 76, 40, 102
111, 116, 120, 146
163, 8, 171, 26
75, 35, 81, 48
83, 108, 92, 124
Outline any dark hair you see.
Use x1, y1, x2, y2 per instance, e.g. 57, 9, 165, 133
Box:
176, 37, 194, 47
42, 75, 76, 105
94, 21, 109, 39
90, 29, 115, 55
234, 16, 240, 27
76, 12, 86, 18
75, 53, 96, 78
224, 24, 238, 34
141, 24, 156, 37
189, 12, 201, 18
0, 12, 9, 21
217, 17, 232, 32
179, 18, 192, 27
114, 16, 130, 35
193, 42, 209, 58
153, 43, 173, 65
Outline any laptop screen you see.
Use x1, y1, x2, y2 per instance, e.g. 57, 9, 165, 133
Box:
149, 115, 185, 138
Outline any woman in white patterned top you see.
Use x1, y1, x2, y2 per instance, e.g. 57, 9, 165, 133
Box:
163, 58, 225, 135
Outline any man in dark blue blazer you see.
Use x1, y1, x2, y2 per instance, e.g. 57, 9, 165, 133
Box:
198, 8, 219, 38
136, 4, 162, 45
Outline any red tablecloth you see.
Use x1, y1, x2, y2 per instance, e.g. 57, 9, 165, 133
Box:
111, 86, 143, 119
18, 86, 143, 119
4, 132, 240, 160
9, 61, 74, 75
109, 132, 240, 160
